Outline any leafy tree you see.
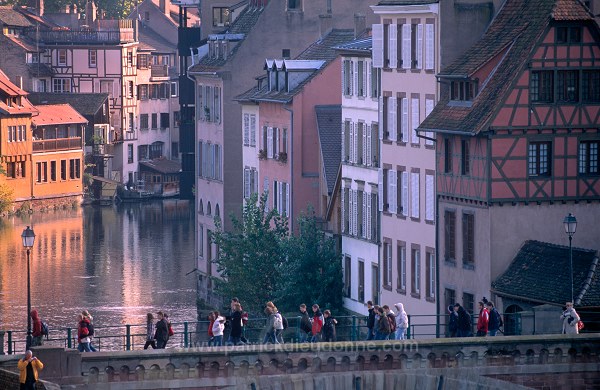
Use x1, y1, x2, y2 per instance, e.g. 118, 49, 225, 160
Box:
0, 182, 14, 214
277, 208, 344, 313
210, 192, 288, 314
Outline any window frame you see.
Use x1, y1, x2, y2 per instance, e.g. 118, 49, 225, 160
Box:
88, 50, 97, 68
528, 141, 552, 177
579, 140, 599, 175
530, 70, 554, 103
462, 212, 475, 268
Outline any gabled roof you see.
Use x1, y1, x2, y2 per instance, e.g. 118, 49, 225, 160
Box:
316, 105, 342, 195
27, 63, 54, 78
0, 69, 37, 115
0, 6, 33, 27
32, 104, 87, 126
335, 36, 372, 55
140, 158, 181, 174
236, 29, 355, 103
138, 24, 175, 53
418, 0, 595, 135
189, 5, 265, 71
492, 240, 600, 307
27, 92, 109, 117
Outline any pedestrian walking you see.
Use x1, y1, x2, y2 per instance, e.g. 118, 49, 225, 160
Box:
322, 310, 337, 342
82, 310, 97, 351
476, 302, 489, 337
376, 307, 391, 340
561, 302, 580, 335
228, 302, 243, 345
30, 310, 43, 347
448, 305, 459, 337
298, 304, 312, 343
154, 311, 169, 349
18, 350, 43, 390
486, 301, 503, 336
310, 304, 324, 343
455, 304, 472, 337
76, 313, 92, 352
143, 313, 156, 349
207, 312, 215, 346
212, 311, 225, 346
366, 301, 376, 340
394, 303, 409, 340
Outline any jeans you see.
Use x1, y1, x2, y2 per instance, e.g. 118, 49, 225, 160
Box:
299, 332, 310, 343
457, 329, 472, 337
488, 329, 498, 336
310, 333, 321, 343
263, 330, 275, 344
275, 329, 284, 344
213, 335, 223, 346
227, 336, 241, 345
157, 339, 167, 349
395, 328, 407, 340
376, 331, 389, 340
144, 339, 157, 349
366, 327, 374, 340
78, 342, 91, 352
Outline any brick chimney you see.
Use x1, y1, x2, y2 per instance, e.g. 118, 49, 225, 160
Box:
159, 0, 169, 16
28, 0, 44, 16
354, 13, 366, 38
319, 14, 332, 38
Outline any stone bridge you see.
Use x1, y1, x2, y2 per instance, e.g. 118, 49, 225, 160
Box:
1, 334, 599, 389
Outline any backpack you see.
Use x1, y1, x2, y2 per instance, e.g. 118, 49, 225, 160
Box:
493, 308, 503, 328
241, 311, 249, 326
577, 320, 585, 331
282, 315, 288, 330
273, 313, 283, 329
87, 322, 94, 337
41, 322, 49, 338
387, 314, 397, 333
168, 322, 174, 337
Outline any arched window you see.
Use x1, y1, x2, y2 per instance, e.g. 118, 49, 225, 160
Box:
503, 304, 523, 336
199, 199, 204, 215
215, 204, 220, 218
207, 201, 212, 216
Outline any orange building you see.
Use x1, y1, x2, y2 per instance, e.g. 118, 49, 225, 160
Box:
31, 104, 86, 200
0, 70, 37, 201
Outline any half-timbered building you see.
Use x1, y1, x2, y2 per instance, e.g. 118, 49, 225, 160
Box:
418, 0, 600, 313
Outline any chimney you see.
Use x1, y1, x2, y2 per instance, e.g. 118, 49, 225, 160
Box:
354, 14, 366, 38
159, 0, 169, 16
28, 0, 44, 16
326, 0, 332, 14
86, 1, 97, 25
319, 14, 332, 38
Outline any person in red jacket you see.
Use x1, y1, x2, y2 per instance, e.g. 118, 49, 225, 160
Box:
476, 301, 489, 336
30, 310, 43, 347
207, 312, 215, 346
310, 304, 324, 342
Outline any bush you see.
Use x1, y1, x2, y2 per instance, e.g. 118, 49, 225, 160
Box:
0, 183, 14, 214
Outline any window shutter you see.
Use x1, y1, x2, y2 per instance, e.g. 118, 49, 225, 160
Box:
378, 96, 384, 140
402, 24, 411, 70
401, 98, 409, 143
416, 24, 423, 69
426, 174, 434, 221
389, 24, 398, 68
352, 190, 358, 236
388, 97, 397, 142
411, 172, 419, 218
286, 183, 290, 217
362, 192, 367, 238
253, 170, 258, 194
373, 24, 383, 68
366, 193, 372, 240
267, 127, 273, 158
250, 115, 257, 147
429, 253, 435, 298
402, 171, 409, 217
263, 176, 269, 211
244, 168, 250, 199
366, 124, 372, 167
363, 59, 368, 96
411, 98, 420, 144
341, 121, 346, 163
366, 61, 371, 97
278, 182, 283, 213
353, 60, 358, 96
243, 113, 250, 145
341, 186, 346, 233
350, 60, 354, 96
425, 99, 435, 145
362, 124, 368, 166
342, 60, 347, 96
353, 122, 358, 163
378, 169, 384, 212
389, 170, 397, 214
425, 24, 434, 70
349, 189, 354, 234
349, 122, 355, 163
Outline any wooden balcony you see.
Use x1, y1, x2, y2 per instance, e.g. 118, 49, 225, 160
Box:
33, 137, 82, 152
150, 65, 169, 79
25, 21, 135, 44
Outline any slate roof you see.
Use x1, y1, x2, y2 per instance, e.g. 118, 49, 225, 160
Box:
189, 5, 265, 71
377, 0, 438, 5
32, 104, 87, 126
138, 24, 175, 53
27, 63, 54, 78
27, 92, 108, 117
0, 6, 33, 27
236, 29, 355, 104
418, 0, 595, 135
335, 36, 372, 55
140, 158, 181, 174
492, 240, 600, 307
316, 105, 342, 195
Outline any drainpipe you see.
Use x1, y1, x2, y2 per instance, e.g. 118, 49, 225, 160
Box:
283, 106, 293, 232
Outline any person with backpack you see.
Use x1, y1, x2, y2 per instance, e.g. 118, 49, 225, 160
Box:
271, 305, 285, 344
76, 313, 92, 352
383, 305, 396, 340
394, 303, 409, 340
322, 310, 338, 342
366, 301, 376, 340
30, 310, 44, 347
310, 304, 324, 343
82, 310, 97, 352
376, 306, 391, 340
299, 304, 312, 343
154, 311, 170, 349
262, 306, 277, 344
476, 302, 489, 337
455, 303, 472, 337
486, 301, 503, 336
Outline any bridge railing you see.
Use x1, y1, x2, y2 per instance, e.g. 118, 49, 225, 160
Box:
1, 311, 597, 354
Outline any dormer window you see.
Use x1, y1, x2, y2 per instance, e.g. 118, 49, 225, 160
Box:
287, 0, 302, 10
556, 26, 581, 44
450, 80, 477, 101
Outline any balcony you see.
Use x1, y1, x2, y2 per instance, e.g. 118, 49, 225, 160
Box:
33, 137, 82, 152
150, 65, 169, 80
92, 143, 115, 156
25, 20, 135, 45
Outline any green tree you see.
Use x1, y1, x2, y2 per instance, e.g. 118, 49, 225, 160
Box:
210, 192, 288, 314
277, 208, 344, 313
0, 182, 14, 214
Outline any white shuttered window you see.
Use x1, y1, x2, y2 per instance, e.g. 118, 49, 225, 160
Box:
411, 172, 420, 219
402, 24, 411, 69
425, 24, 435, 70
388, 170, 397, 214
425, 98, 435, 145
388, 97, 397, 142
401, 171, 409, 217
425, 174, 434, 222
373, 24, 383, 68
411, 98, 420, 144
416, 24, 423, 69
389, 24, 397, 68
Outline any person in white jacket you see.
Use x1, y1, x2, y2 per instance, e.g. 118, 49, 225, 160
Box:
394, 303, 409, 340
561, 302, 580, 335
212, 311, 225, 346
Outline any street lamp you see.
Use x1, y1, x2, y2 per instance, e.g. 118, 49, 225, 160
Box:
21, 226, 35, 350
563, 213, 577, 304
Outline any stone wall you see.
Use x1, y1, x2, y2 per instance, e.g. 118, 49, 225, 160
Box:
4, 195, 82, 216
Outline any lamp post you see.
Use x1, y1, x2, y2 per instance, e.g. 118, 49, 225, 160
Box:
563, 213, 577, 304
21, 226, 35, 350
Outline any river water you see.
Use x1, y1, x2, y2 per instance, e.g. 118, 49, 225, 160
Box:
0, 200, 197, 346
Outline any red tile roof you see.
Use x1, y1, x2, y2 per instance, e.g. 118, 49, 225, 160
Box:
31, 104, 87, 126
0, 69, 37, 115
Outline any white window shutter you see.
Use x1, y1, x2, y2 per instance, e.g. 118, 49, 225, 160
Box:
378, 169, 384, 212
426, 174, 434, 221
250, 115, 256, 146
402, 24, 411, 69
366, 61, 371, 97
373, 24, 383, 68
286, 183, 290, 217
411, 172, 419, 218
411, 98, 420, 144
426, 24, 434, 70
416, 24, 423, 69
244, 168, 250, 198
362, 192, 367, 238
263, 176, 269, 211
341, 121, 345, 163
362, 125, 367, 165
378, 96, 384, 140
243, 113, 250, 145
366, 193, 372, 240
341, 186, 345, 234
353, 190, 358, 236
267, 127, 273, 158
342, 60, 347, 96
366, 124, 372, 167
350, 60, 354, 96
253, 170, 258, 194
349, 122, 355, 163
353, 60, 358, 96
402, 171, 409, 217
353, 122, 358, 163
363, 60, 368, 96
388, 97, 397, 142
425, 98, 435, 146
389, 170, 397, 214
389, 24, 397, 68
401, 98, 409, 143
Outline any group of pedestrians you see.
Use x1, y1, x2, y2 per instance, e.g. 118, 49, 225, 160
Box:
449, 300, 503, 337
144, 311, 173, 349
207, 298, 246, 346
365, 301, 409, 341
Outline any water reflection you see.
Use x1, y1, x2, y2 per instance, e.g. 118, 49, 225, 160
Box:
0, 200, 197, 336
